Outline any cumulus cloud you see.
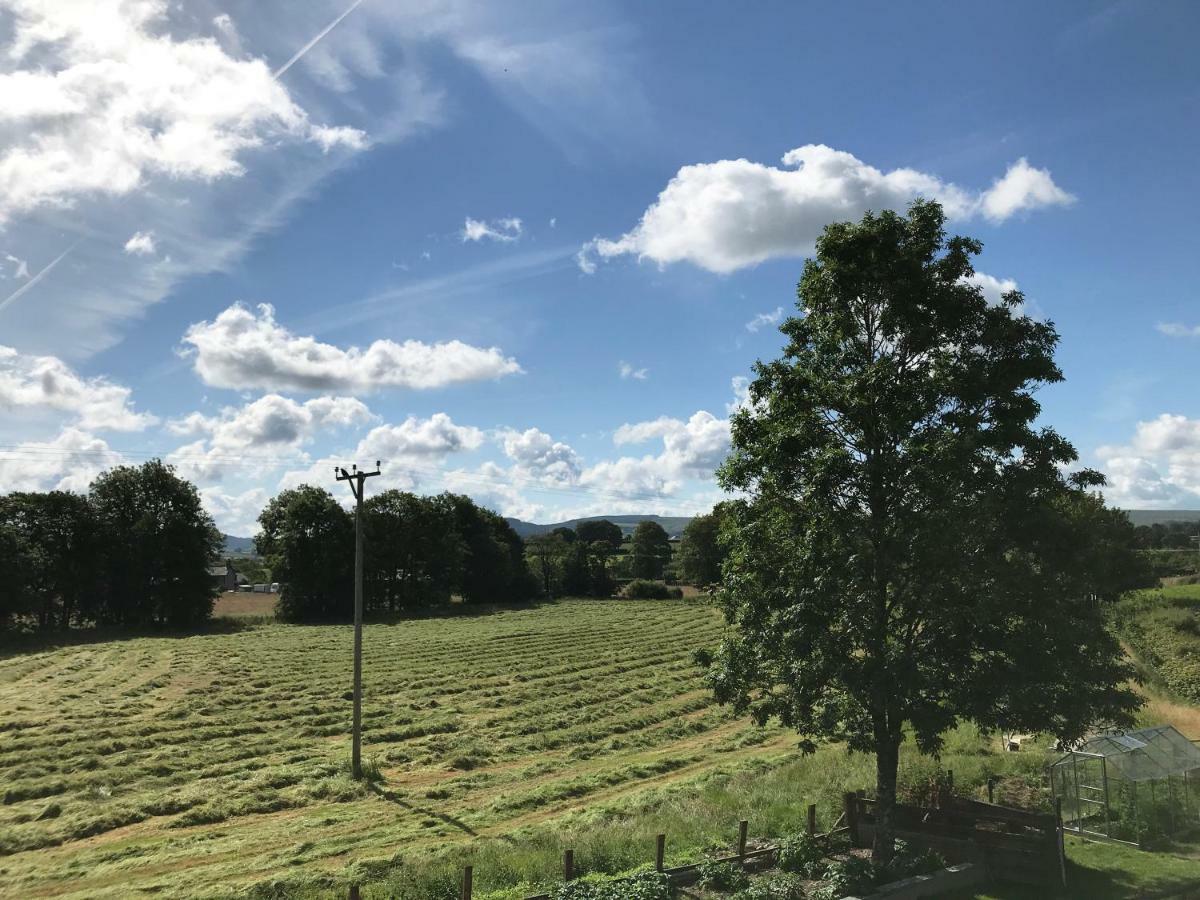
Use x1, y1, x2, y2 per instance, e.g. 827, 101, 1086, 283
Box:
746, 307, 784, 333
0, 1, 367, 224
579, 145, 1074, 274
618, 361, 648, 380
123, 231, 157, 256
167, 393, 373, 481
585, 410, 732, 500
0, 345, 157, 430
1157, 323, 1200, 339
461, 216, 522, 242
199, 485, 269, 537
181, 303, 522, 394
962, 272, 1019, 306
1097, 413, 1200, 508
0, 427, 123, 494
499, 427, 582, 485
978, 158, 1076, 223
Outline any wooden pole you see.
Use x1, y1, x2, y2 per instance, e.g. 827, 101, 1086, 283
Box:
1054, 797, 1067, 888
807, 803, 817, 836
563, 848, 574, 882
349, 886, 360, 900
737, 820, 748, 864
461, 865, 473, 900
843, 792, 860, 845
655, 833, 665, 872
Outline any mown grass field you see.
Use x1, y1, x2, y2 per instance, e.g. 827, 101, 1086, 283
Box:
0, 599, 809, 898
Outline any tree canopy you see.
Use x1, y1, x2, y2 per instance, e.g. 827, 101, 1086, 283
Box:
701, 201, 1142, 862
678, 507, 728, 585
575, 519, 623, 550
630, 520, 672, 579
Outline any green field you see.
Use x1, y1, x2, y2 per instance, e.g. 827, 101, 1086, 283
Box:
0, 600, 807, 898
3, 598, 1199, 899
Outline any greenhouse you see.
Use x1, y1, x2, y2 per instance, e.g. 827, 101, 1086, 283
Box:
1050, 724, 1200, 847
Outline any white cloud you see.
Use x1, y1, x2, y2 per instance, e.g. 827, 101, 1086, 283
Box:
962, 272, 1019, 307
181, 303, 522, 394
462, 216, 523, 242
579, 145, 1074, 274
618, 361, 649, 381
727, 376, 753, 415
167, 393, 373, 482
4, 255, 30, 280
358, 414, 484, 459
745, 306, 784, 333
200, 485, 269, 538
0, 0, 367, 225
1157, 323, 1200, 339
499, 427, 582, 485
0, 427, 123, 494
0, 345, 156, 431
978, 158, 1076, 223
123, 231, 157, 256
1097, 413, 1200, 508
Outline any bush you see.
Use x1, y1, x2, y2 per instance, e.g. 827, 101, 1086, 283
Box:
777, 831, 826, 877
734, 873, 806, 899
697, 859, 750, 892
622, 580, 683, 600
810, 857, 877, 900
551, 870, 670, 900
885, 840, 945, 880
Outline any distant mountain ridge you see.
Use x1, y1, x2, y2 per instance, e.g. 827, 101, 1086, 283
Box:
1121, 510, 1200, 526
221, 534, 257, 556
505, 514, 694, 539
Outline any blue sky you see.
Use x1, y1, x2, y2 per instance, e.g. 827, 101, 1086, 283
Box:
1, 0, 1198, 534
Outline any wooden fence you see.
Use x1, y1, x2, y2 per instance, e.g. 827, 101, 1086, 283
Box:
847, 791, 1066, 888
347, 790, 1064, 898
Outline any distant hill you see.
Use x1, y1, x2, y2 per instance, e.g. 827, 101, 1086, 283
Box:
506, 514, 694, 540
1121, 510, 1200, 526
222, 534, 257, 556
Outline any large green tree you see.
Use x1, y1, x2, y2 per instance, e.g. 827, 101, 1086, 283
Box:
0, 491, 100, 629
365, 491, 461, 611
257, 485, 353, 621
678, 507, 728, 586
575, 519, 623, 550
630, 520, 672, 579
526, 532, 569, 599
702, 201, 1140, 862
90, 461, 222, 627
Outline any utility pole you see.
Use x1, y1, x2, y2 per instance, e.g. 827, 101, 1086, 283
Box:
336, 461, 381, 780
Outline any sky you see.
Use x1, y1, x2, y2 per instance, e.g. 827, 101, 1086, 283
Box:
1, 0, 1199, 536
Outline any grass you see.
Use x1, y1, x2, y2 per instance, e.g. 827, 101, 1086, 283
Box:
2, 596, 1198, 899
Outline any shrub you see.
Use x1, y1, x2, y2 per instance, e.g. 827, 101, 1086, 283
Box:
697, 859, 750, 892
551, 870, 670, 899
734, 872, 806, 899
885, 840, 945, 880
622, 580, 683, 600
776, 831, 826, 877
811, 857, 877, 900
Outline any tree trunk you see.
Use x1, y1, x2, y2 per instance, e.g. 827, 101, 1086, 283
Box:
872, 734, 901, 864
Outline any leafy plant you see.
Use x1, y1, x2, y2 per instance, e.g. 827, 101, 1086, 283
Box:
776, 831, 827, 877
697, 859, 751, 892
551, 870, 670, 900
810, 857, 877, 900
733, 872, 807, 899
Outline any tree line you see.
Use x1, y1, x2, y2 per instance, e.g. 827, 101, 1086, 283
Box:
256, 486, 539, 621
0, 461, 222, 632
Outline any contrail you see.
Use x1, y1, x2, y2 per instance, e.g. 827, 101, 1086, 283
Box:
273, 0, 365, 79
0, 241, 79, 316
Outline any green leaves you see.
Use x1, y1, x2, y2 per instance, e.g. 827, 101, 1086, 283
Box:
706, 200, 1142, 858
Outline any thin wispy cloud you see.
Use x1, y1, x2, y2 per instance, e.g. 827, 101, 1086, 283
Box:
619, 361, 649, 380
1157, 322, 1200, 338
745, 307, 784, 332
462, 217, 523, 243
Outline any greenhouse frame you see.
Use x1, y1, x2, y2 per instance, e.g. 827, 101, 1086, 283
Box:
1050, 724, 1200, 847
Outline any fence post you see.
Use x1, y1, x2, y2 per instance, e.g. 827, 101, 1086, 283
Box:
807, 803, 817, 836
655, 833, 665, 872
461, 865, 473, 900
843, 792, 860, 845
946, 770, 954, 807
737, 819, 748, 865
1054, 797, 1067, 888
349, 885, 360, 900
987, 775, 995, 805
563, 848, 574, 882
